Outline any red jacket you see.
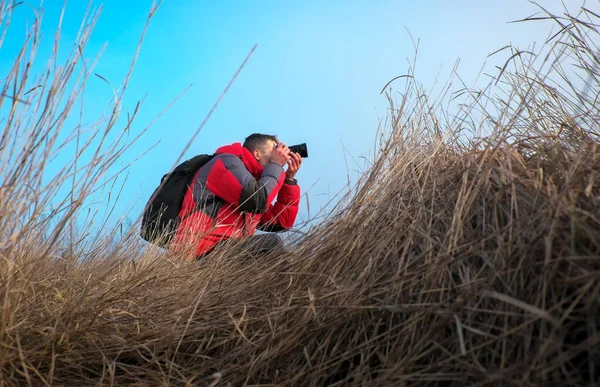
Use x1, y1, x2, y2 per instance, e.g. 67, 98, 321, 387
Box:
170, 142, 301, 259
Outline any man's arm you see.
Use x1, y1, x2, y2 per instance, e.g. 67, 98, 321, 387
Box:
258, 178, 301, 232
204, 154, 285, 214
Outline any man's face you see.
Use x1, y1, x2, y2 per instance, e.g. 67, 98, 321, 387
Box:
253, 139, 277, 167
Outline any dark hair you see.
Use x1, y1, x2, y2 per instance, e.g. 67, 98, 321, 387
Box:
243, 133, 278, 152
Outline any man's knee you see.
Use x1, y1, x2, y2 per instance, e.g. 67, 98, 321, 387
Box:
264, 234, 283, 250
243, 233, 284, 254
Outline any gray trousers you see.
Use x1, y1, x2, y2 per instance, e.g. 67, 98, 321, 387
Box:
199, 233, 284, 259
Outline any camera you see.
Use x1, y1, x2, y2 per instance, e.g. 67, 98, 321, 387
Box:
288, 143, 308, 158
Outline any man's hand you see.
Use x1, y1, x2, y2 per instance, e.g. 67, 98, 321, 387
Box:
270, 142, 291, 167
286, 152, 302, 180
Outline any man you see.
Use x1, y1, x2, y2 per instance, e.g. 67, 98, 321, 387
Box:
170, 133, 302, 260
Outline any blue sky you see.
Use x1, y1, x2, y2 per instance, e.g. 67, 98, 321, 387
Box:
1, 0, 594, 235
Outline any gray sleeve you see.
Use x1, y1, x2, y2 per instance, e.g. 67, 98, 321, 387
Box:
218, 155, 284, 214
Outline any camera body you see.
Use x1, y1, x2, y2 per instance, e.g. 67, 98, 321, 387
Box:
287, 143, 308, 158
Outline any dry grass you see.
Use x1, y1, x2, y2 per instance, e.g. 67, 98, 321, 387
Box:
1, 1, 600, 386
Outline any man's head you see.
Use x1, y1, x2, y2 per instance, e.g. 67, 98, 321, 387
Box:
243, 133, 278, 167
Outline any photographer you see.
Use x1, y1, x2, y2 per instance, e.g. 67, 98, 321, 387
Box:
170, 133, 302, 259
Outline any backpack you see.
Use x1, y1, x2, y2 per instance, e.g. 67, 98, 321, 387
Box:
140, 154, 215, 247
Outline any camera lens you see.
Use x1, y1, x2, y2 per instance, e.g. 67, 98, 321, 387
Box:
288, 143, 308, 158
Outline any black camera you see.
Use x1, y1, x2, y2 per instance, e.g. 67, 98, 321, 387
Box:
288, 143, 308, 158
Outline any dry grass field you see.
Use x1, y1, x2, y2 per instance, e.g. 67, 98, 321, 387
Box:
0, 1, 599, 386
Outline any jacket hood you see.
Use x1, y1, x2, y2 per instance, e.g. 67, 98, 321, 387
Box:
214, 142, 264, 177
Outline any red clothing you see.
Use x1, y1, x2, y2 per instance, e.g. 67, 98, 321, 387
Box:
170, 143, 300, 259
